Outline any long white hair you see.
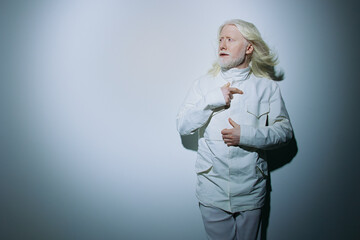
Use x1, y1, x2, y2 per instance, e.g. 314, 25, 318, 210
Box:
208, 19, 284, 80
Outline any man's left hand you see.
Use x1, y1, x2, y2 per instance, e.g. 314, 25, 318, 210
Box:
221, 118, 241, 146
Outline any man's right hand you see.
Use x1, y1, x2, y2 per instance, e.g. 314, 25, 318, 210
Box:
221, 82, 243, 106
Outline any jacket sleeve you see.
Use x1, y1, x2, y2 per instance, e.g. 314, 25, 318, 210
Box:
176, 79, 226, 135
239, 83, 293, 149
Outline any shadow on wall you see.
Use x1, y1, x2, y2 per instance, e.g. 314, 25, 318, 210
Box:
262, 133, 298, 240
180, 132, 298, 240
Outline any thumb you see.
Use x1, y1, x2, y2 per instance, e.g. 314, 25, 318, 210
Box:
228, 118, 239, 128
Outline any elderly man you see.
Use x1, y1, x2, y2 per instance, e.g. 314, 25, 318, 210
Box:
176, 19, 293, 240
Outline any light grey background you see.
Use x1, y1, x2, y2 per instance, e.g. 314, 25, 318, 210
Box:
1, 0, 359, 239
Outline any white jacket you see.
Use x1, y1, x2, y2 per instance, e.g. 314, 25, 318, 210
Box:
176, 67, 293, 212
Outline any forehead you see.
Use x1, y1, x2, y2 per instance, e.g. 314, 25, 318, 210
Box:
219, 24, 243, 39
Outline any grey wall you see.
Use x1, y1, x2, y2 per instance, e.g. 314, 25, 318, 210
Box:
1, 0, 359, 239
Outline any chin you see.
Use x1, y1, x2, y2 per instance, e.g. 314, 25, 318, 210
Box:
218, 56, 244, 70
218, 58, 230, 68
218, 60, 234, 70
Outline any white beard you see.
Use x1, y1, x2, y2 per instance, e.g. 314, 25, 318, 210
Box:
218, 54, 246, 70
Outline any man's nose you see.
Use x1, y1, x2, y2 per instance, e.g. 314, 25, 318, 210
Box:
219, 40, 227, 50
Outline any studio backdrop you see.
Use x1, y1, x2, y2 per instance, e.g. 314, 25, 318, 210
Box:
1, 0, 359, 239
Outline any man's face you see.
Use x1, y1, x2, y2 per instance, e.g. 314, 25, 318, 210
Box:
218, 24, 250, 70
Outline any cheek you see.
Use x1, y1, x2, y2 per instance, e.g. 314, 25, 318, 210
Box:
232, 46, 246, 58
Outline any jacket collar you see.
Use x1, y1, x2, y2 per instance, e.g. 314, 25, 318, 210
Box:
220, 67, 251, 83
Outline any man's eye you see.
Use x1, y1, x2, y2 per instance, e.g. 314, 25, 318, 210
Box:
228, 38, 232, 42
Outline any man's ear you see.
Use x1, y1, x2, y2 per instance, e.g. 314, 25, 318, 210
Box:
246, 44, 254, 55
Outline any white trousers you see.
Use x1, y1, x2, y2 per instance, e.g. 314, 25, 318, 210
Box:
199, 203, 262, 240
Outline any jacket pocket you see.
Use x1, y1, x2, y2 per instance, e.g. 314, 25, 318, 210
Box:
246, 102, 269, 127
256, 161, 268, 179
247, 102, 269, 118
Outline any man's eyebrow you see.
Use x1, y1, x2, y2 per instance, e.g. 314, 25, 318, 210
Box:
220, 36, 232, 39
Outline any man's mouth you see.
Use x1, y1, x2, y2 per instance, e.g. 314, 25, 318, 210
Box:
219, 52, 229, 57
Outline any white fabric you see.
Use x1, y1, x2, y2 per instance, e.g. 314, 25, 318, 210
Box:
199, 203, 262, 240
176, 67, 292, 212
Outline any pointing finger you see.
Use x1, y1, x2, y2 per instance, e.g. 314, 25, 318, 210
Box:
229, 87, 243, 94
